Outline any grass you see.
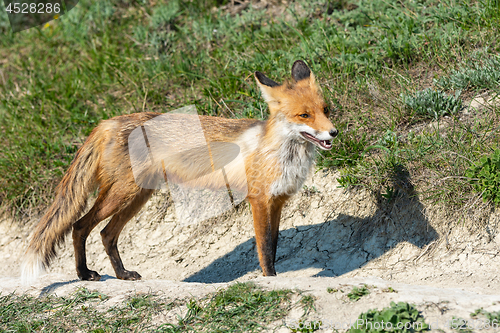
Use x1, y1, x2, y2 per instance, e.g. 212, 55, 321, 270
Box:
1, 0, 500, 218
167, 282, 293, 332
299, 294, 317, 316
0, 283, 296, 332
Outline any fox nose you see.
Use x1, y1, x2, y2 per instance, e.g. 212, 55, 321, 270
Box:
329, 129, 339, 138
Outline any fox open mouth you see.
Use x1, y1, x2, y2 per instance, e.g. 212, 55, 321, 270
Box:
301, 132, 332, 150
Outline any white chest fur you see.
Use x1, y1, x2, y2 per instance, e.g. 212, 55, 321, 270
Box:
270, 138, 315, 197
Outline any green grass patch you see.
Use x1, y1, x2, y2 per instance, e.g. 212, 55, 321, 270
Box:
0, 283, 297, 332
1, 0, 500, 216
162, 282, 293, 332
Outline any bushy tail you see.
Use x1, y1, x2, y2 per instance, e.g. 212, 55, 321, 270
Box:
21, 131, 101, 284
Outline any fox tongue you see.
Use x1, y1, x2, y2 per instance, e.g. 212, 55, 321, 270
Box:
300, 132, 333, 150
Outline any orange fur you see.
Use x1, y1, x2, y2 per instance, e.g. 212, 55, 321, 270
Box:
21, 60, 337, 282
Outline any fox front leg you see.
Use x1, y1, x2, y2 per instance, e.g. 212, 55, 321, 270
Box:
249, 197, 286, 276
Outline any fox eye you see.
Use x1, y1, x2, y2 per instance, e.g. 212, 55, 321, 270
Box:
299, 114, 309, 118
323, 107, 330, 115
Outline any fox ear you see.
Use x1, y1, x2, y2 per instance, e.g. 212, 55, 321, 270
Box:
291, 60, 311, 82
291, 60, 318, 91
255, 71, 280, 104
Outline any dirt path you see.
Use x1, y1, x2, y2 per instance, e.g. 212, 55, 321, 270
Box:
1, 170, 500, 331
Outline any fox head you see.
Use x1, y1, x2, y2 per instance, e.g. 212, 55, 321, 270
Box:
255, 60, 338, 150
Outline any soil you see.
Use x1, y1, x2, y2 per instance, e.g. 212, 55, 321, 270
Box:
1, 169, 500, 332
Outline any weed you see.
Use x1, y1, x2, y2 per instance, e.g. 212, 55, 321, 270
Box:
302, 185, 319, 196
326, 287, 338, 294
435, 56, 500, 91
382, 287, 397, 293
470, 307, 500, 327
347, 285, 370, 301
381, 186, 396, 202
402, 88, 463, 120
465, 149, 500, 205
348, 302, 429, 333
364, 130, 410, 195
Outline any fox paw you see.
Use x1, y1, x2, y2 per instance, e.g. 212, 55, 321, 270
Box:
117, 270, 141, 281
78, 270, 101, 281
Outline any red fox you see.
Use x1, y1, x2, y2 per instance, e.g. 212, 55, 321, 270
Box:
21, 60, 338, 283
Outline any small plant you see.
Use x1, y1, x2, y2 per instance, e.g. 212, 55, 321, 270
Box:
382, 287, 397, 293
326, 287, 338, 294
347, 285, 370, 301
402, 88, 463, 119
348, 302, 429, 333
465, 149, 500, 205
367, 129, 404, 165
337, 172, 360, 188
470, 307, 500, 323
302, 185, 319, 196
381, 186, 396, 202
434, 56, 500, 91
150, 1, 180, 30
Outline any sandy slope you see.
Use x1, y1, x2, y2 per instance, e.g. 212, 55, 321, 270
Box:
1, 170, 500, 331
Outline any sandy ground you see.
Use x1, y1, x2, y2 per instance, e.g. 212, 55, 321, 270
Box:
2, 169, 500, 331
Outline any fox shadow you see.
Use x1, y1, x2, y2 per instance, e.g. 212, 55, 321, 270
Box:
184, 185, 439, 283
39, 275, 118, 297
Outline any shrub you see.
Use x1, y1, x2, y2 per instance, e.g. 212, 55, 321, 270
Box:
434, 57, 500, 91
465, 149, 500, 205
402, 88, 462, 119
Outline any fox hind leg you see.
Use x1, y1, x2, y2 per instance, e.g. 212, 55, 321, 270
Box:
72, 183, 140, 281
100, 188, 154, 280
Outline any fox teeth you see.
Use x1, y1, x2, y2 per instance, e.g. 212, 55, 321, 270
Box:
321, 140, 332, 149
